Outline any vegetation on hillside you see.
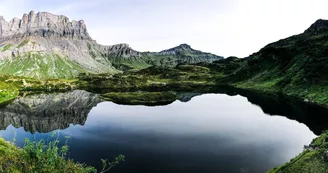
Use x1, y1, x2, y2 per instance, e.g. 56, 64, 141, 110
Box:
102, 92, 177, 105
0, 82, 18, 104
0, 52, 87, 80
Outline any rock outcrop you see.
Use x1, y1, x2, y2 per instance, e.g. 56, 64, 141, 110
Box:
0, 11, 91, 41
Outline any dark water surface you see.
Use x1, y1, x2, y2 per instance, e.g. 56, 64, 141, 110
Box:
0, 90, 326, 173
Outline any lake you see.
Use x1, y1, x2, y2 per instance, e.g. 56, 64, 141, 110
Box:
0, 90, 327, 173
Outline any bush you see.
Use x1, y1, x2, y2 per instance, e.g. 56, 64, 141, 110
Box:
0, 134, 124, 173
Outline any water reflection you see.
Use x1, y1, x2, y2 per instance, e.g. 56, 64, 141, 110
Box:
0, 89, 325, 173
0, 90, 100, 133
0, 88, 327, 135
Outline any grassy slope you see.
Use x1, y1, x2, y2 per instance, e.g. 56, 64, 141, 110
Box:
208, 30, 328, 106
0, 52, 87, 80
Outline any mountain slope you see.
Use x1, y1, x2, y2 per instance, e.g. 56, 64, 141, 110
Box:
0, 11, 118, 79
142, 44, 223, 68
212, 19, 328, 105
88, 43, 224, 71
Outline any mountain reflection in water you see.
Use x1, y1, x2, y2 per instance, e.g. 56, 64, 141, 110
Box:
0, 89, 325, 173
0, 89, 327, 135
0, 90, 101, 133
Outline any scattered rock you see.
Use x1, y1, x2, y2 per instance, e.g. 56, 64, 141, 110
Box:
324, 150, 328, 162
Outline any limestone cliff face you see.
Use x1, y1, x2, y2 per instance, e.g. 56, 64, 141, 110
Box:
0, 90, 102, 133
0, 11, 91, 40
0, 11, 120, 78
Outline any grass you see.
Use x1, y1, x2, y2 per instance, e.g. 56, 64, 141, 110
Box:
0, 137, 95, 173
0, 82, 19, 104
268, 131, 328, 173
16, 39, 29, 49
1, 44, 13, 52
268, 149, 328, 173
0, 52, 87, 80
0, 135, 124, 173
102, 92, 177, 105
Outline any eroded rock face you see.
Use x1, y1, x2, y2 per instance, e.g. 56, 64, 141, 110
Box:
0, 11, 91, 40
0, 11, 120, 77
0, 90, 102, 133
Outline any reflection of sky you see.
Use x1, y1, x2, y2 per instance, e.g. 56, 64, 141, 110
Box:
0, 94, 316, 173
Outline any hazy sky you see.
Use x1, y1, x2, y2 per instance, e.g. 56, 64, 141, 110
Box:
1, 0, 328, 57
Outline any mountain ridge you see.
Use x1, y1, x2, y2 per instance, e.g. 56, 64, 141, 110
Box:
0, 11, 223, 79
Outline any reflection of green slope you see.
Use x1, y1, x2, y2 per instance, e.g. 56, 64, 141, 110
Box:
0, 53, 87, 79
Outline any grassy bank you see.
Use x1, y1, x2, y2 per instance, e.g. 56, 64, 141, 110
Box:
101, 92, 177, 106
268, 132, 328, 173
0, 138, 96, 173
233, 80, 328, 108
0, 136, 124, 173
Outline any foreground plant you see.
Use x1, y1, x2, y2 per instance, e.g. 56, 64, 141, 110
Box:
0, 135, 124, 173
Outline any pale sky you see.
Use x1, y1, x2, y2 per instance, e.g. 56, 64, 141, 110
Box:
1, 0, 328, 57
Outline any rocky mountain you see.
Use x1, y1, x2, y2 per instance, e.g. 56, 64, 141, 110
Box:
0, 90, 101, 133
0, 11, 223, 79
142, 44, 223, 68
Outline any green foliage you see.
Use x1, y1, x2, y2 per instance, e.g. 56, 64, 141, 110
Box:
0, 81, 19, 104
268, 131, 328, 173
0, 137, 96, 173
268, 150, 328, 173
0, 134, 124, 173
17, 39, 29, 48
100, 155, 125, 173
1, 44, 13, 52
102, 92, 177, 105
0, 52, 87, 79
78, 65, 217, 93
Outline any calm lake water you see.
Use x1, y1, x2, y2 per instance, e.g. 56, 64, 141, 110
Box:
0, 90, 326, 173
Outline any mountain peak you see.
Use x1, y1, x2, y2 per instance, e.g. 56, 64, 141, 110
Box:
177, 44, 192, 49
305, 19, 328, 33
0, 11, 91, 40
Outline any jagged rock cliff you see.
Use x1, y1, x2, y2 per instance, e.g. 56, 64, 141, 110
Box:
0, 11, 91, 40
0, 11, 223, 79
0, 90, 101, 133
0, 11, 120, 79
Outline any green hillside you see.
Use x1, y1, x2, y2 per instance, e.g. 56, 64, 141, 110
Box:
0, 52, 87, 80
